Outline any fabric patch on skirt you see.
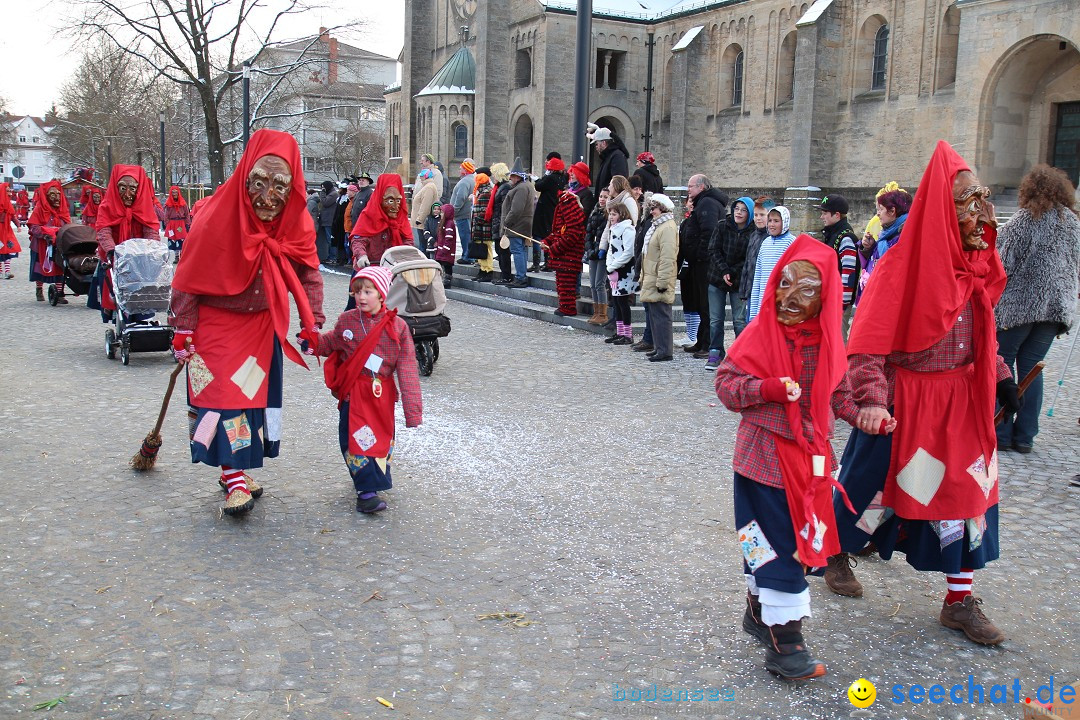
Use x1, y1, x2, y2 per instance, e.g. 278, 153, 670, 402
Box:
738, 520, 778, 573
222, 413, 252, 452
187, 354, 215, 397
967, 515, 987, 551
799, 513, 828, 554
346, 453, 369, 473
192, 410, 221, 448
352, 425, 377, 452
896, 447, 946, 506
230, 356, 267, 400
967, 452, 998, 498
931, 519, 964, 550
265, 407, 282, 442
855, 491, 894, 535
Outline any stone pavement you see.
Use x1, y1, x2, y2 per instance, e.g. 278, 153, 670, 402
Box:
0, 241, 1077, 720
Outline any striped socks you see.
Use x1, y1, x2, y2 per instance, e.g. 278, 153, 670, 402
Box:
616, 321, 632, 338
220, 466, 248, 494
1, 260, 10, 274
685, 312, 700, 344
945, 569, 974, 604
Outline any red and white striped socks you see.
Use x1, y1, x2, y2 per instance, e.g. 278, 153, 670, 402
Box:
220, 466, 248, 494
1, 260, 10, 274
945, 569, 974, 605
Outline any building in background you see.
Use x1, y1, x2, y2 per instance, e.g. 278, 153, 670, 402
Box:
0, 115, 58, 188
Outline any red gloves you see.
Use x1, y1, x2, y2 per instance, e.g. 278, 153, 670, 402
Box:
172, 330, 195, 363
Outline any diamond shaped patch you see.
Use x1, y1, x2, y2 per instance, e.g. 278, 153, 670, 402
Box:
896, 447, 946, 507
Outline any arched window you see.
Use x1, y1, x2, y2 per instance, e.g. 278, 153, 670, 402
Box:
778, 31, 797, 104
872, 25, 889, 90
453, 123, 468, 160
935, 4, 960, 90
733, 51, 745, 106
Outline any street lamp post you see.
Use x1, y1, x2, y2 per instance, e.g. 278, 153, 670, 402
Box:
159, 111, 167, 193
242, 61, 251, 148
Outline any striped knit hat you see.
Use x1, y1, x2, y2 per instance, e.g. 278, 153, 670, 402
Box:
351, 265, 393, 300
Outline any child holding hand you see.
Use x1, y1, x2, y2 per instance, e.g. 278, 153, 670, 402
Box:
306, 266, 423, 513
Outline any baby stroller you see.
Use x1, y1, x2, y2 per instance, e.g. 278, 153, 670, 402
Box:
104, 238, 175, 365
49, 224, 100, 306
380, 245, 451, 376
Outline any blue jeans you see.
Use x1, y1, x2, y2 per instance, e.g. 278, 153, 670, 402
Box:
996, 322, 1058, 447
708, 283, 747, 355
510, 236, 529, 279
456, 217, 472, 260
642, 302, 653, 344
318, 225, 334, 263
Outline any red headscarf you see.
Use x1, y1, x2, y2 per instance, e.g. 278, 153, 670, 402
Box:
0, 183, 15, 216
27, 180, 71, 227
352, 174, 412, 243
173, 128, 319, 367
847, 141, 1006, 451
82, 187, 103, 217
0, 183, 19, 252
95, 165, 158, 243
726, 234, 851, 566
165, 185, 187, 209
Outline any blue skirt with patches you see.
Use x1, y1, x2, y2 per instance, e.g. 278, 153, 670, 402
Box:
338, 399, 394, 494
734, 472, 818, 595
832, 427, 999, 573
187, 341, 283, 469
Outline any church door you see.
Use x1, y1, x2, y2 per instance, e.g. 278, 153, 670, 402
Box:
1053, 102, 1080, 188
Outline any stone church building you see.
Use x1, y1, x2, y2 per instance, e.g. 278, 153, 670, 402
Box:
387, 0, 1079, 216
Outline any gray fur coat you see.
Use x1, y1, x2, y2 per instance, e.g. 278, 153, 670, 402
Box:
994, 206, 1080, 333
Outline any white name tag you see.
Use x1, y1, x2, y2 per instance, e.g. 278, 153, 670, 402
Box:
365, 353, 383, 374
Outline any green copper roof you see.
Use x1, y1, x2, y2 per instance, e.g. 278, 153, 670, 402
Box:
416, 46, 476, 97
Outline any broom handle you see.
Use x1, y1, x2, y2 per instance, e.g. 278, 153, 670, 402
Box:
151, 340, 190, 437
994, 360, 1045, 426
503, 227, 541, 245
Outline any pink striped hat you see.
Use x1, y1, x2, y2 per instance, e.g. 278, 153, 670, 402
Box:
350, 266, 393, 300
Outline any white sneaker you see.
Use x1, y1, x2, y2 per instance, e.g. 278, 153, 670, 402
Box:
675, 334, 692, 348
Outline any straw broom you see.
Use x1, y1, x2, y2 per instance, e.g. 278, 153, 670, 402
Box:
131, 339, 189, 470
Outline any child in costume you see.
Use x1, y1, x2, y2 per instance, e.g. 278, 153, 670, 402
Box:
310, 266, 423, 513
164, 185, 192, 262
434, 203, 456, 286
0, 183, 22, 279
715, 234, 879, 680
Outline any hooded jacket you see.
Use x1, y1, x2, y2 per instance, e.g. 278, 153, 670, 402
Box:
707, 196, 755, 288
682, 186, 729, 264
632, 163, 664, 194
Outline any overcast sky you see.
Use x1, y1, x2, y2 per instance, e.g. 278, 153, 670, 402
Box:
0, 0, 405, 116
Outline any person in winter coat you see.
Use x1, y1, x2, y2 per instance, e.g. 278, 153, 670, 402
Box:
633, 152, 664, 194
330, 183, 352, 265
533, 155, 568, 271
994, 164, 1080, 453
637, 194, 679, 361
858, 187, 911, 301
816, 194, 860, 338
317, 181, 338, 263
739, 196, 776, 316
414, 153, 446, 204
583, 188, 610, 324
748, 206, 797, 322
487, 163, 513, 284
681, 174, 729, 357
542, 189, 586, 316
451, 159, 476, 263
471, 172, 495, 282
605, 203, 638, 345
409, 170, 440, 252
501, 158, 536, 287
434, 204, 457, 286
590, 125, 630, 197
568, 161, 595, 219
705, 196, 755, 368
349, 174, 374, 231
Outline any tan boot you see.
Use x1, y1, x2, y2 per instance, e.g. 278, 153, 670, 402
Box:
586, 306, 601, 324
824, 552, 864, 597
589, 303, 608, 325
940, 596, 1005, 645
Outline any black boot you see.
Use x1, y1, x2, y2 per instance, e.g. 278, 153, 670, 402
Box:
742, 593, 770, 645
764, 620, 826, 680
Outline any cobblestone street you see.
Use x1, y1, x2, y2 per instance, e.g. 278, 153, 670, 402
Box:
1, 243, 1077, 719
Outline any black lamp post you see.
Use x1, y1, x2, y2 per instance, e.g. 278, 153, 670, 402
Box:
159, 111, 167, 193
242, 61, 251, 148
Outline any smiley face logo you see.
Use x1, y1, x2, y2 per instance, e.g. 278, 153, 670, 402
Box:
848, 678, 876, 708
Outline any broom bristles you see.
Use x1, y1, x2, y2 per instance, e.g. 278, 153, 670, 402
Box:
130, 432, 163, 471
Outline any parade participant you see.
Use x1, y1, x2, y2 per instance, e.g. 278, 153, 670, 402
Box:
715, 234, 864, 680
434, 204, 456, 287
471, 172, 495, 282
541, 188, 586, 316
81, 188, 103, 227
27, 180, 70, 303
0, 183, 22, 279
824, 141, 1013, 647
164, 185, 191, 262
353, 174, 413, 269
15, 187, 30, 224
170, 129, 325, 516
307, 265, 422, 513
95, 165, 160, 319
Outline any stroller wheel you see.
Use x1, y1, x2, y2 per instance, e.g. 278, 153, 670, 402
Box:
432, 338, 440, 362
121, 344, 130, 366
105, 329, 117, 360
416, 341, 434, 377
48, 285, 58, 306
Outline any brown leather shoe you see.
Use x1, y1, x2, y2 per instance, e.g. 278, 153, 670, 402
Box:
824, 553, 864, 597
940, 596, 1005, 645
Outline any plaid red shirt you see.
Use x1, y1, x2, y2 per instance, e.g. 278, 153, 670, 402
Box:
351, 229, 408, 265
315, 308, 423, 427
715, 334, 859, 489
849, 301, 1012, 409
170, 261, 326, 331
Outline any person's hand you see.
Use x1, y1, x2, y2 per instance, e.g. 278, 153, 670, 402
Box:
405, 418, 421, 429
598, 248, 606, 260
723, 273, 733, 287
354, 254, 370, 269
856, 406, 892, 434
861, 233, 874, 250
656, 287, 667, 294
298, 327, 320, 356
761, 377, 801, 403
172, 330, 194, 364
996, 378, 1022, 415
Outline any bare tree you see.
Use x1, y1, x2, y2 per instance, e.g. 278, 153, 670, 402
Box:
67, 0, 359, 185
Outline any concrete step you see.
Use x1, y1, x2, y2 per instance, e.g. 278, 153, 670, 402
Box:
444, 285, 687, 336
451, 261, 684, 305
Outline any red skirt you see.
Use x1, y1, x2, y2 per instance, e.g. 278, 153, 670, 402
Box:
884, 365, 998, 521
188, 305, 275, 410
